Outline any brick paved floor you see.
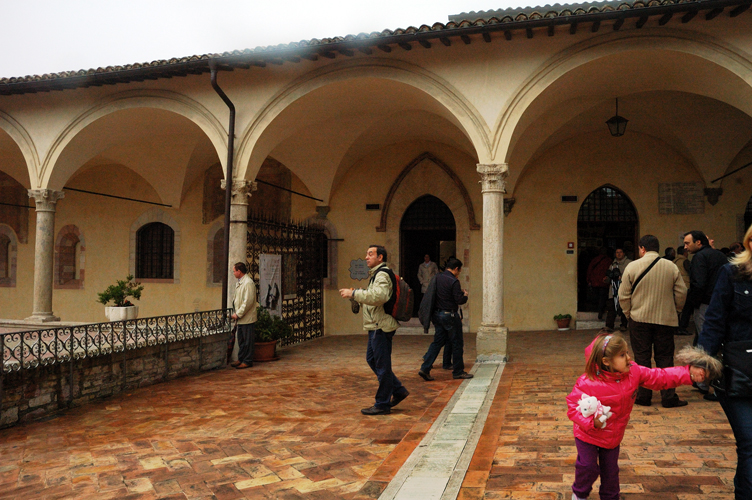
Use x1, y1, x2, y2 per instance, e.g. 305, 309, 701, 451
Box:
459, 330, 736, 500
0, 333, 475, 500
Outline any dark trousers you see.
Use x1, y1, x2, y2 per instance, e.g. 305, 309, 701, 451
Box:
366, 329, 407, 409
719, 393, 752, 499
595, 286, 609, 317
605, 297, 627, 330
572, 438, 620, 500
629, 320, 678, 404
421, 312, 464, 376
237, 323, 255, 365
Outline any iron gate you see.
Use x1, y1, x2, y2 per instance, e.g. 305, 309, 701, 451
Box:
246, 213, 325, 346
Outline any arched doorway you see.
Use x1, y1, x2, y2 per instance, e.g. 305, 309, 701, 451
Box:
577, 186, 638, 313
400, 195, 456, 317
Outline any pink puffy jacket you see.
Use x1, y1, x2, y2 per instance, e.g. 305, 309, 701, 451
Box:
566, 338, 691, 449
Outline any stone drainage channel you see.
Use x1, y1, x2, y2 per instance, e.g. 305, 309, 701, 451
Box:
380, 362, 505, 500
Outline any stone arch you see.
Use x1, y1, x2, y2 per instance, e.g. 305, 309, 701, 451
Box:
129, 208, 181, 283
377, 152, 479, 232
235, 58, 492, 181
0, 111, 39, 189
54, 224, 85, 289
380, 154, 475, 299
41, 89, 228, 190
494, 29, 752, 164
206, 218, 224, 287
0, 223, 18, 287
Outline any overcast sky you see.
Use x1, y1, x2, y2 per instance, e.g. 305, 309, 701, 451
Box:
1, 0, 531, 78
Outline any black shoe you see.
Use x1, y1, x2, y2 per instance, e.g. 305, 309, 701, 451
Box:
423, 329, 430, 334
453, 372, 474, 380
634, 399, 652, 407
662, 399, 688, 408
442, 366, 452, 370
391, 390, 409, 407
676, 329, 692, 336
361, 405, 390, 415
692, 382, 709, 394
418, 370, 434, 381
703, 392, 719, 402
350, 298, 360, 314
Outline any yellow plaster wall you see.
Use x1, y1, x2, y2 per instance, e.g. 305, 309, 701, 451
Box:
505, 132, 750, 331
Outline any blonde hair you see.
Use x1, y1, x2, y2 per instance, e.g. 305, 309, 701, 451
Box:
585, 329, 629, 380
731, 224, 752, 278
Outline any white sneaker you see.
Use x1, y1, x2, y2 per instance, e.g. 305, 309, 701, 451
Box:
572, 494, 587, 500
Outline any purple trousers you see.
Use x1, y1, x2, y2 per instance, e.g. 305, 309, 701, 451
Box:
572, 438, 620, 500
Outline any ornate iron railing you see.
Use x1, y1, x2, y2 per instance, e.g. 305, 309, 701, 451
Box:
246, 212, 325, 346
1, 309, 232, 373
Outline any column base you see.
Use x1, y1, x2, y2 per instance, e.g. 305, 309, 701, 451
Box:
24, 313, 60, 323
476, 324, 508, 362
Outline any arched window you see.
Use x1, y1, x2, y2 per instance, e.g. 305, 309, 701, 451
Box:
0, 234, 10, 282
136, 222, 174, 280
54, 225, 85, 289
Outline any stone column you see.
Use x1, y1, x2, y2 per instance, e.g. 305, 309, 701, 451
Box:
26, 189, 65, 322
221, 179, 257, 305
476, 164, 509, 360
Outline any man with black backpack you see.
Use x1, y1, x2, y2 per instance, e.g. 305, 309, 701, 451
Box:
340, 245, 409, 416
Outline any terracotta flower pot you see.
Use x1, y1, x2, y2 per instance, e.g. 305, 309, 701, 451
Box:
253, 340, 280, 362
556, 318, 571, 331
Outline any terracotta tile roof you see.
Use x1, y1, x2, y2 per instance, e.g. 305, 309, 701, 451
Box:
0, 0, 748, 95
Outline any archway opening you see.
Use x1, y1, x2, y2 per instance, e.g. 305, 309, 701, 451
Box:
577, 186, 638, 314
400, 195, 456, 317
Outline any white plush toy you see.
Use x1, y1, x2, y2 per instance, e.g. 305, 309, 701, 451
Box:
577, 394, 612, 428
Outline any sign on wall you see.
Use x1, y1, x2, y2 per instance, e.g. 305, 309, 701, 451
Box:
658, 183, 705, 215
349, 259, 369, 280
259, 253, 282, 316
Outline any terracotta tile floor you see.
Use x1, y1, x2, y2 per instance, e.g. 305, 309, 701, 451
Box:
0, 333, 474, 500
0, 330, 738, 499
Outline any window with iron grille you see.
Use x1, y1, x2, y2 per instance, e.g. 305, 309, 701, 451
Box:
58, 233, 79, 284
136, 222, 174, 279
401, 195, 456, 230
578, 186, 637, 222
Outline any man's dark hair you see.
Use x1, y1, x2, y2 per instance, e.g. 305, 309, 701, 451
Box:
445, 257, 463, 270
638, 235, 660, 253
676, 246, 686, 256
684, 230, 709, 247
368, 245, 388, 263
234, 262, 248, 274
664, 247, 676, 260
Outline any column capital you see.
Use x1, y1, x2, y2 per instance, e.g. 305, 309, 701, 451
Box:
315, 205, 331, 219
220, 179, 257, 205
27, 189, 65, 212
476, 164, 509, 193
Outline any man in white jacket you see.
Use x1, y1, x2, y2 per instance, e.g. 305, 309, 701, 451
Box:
231, 262, 258, 370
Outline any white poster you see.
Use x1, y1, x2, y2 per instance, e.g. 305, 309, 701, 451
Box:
259, 253, 282, 317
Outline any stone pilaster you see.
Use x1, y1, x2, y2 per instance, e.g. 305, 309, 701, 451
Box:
221, 179, 257, 304
26, 189, 65, 322
476, 164, 509, 360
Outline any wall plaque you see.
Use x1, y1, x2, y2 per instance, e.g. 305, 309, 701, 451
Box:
349, 259, 369, 280
658, 183, 705, 215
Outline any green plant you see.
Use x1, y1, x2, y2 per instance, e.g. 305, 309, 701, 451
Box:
254, 307, 293, 342
554, 314, 572, 321
97, 275, 144, 307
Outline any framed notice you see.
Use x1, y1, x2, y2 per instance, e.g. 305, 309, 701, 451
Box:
658, 183, 705, 215
259, 254, 282, 316
349, 259, 369, 280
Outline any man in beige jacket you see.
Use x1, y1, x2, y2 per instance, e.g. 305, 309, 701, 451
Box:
231, 262, 258, 370
619, 235, 687, 408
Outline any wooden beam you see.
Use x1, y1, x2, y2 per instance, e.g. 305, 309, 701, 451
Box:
300, 53, 319, 61
591, 21, 601, 32
439, 37, 451, 46
731, 3, 750, 17
504, 30, 512, 41
570, 22, 578, 34
268, 58, 284, 65
548, 25, 555, 36
338, 48, 354, 57
682, 10, 697, 23
358, 47, 372, 55
705, 7, 723, 20
461, 34, 471, 44
418, 39, 431, 49
613, 18, 624, 30
377, 44, 392, 53
658, 12, 673, 25
252, 60, 266, 67
526, 27, 533, 39
482, 32, 491, 43
635, 16, 648, 28
398, 42, 412, 51
319, 51, 336, 59
283, 56, 301, 63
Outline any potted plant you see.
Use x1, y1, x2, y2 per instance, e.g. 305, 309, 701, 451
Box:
98, 274, 144, 321
253, 306, 293, 361
554, 313, 572, 331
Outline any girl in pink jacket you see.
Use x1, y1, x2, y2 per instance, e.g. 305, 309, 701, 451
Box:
566, 331, 707, 500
